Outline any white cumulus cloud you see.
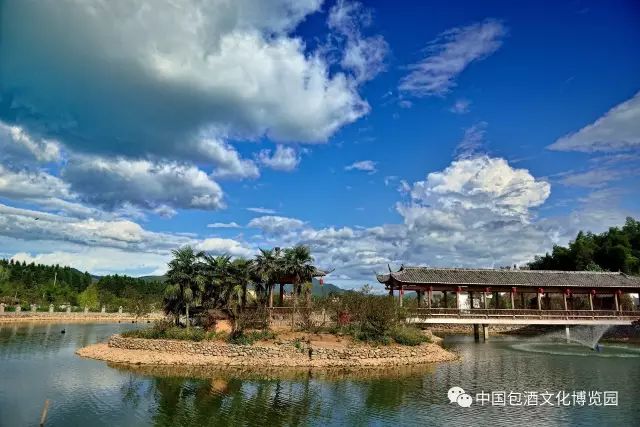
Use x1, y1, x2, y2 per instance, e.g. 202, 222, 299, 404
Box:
1, 0, 372, 161
258, 145, 301, 171
62, 156, 225, 211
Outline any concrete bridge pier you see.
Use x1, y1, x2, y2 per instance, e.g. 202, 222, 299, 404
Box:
482, 324, 489, 341
565, 326, 571, 343
473, 324, 480, 342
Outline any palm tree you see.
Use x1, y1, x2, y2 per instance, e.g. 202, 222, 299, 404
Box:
230, 258, 253, 309
164, 246, 200, 328
197, 253, 233, 308
197, 253, 250, 332
253, 248, 282, 307
282, 245, 315, 308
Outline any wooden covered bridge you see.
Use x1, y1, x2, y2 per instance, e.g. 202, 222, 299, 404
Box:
377, 266, 640, 340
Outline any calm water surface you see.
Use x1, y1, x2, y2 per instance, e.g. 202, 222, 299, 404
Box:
0, 323, 638, 426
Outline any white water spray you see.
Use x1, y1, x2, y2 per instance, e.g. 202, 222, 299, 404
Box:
544, 325, 610, 348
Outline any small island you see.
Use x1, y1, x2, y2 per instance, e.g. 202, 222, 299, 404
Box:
77, 245, 458, 368
77, 331, 456, 368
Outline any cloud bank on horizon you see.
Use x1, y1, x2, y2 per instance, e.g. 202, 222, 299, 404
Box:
0, 0, 638, 288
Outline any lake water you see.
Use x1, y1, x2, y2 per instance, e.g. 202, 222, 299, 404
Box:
1, 322, 639, 426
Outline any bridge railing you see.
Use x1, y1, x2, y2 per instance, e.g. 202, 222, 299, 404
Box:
406, 308, 638, 319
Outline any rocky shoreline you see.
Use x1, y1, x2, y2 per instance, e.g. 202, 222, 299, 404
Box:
76, 334, 458, 368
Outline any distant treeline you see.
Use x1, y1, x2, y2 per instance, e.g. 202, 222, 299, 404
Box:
0, 259, 165, 309
529, 217, 640, 274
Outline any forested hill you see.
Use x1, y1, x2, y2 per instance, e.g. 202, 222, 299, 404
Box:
0, 259, 165, 307
529, 217, 640, 274
0, 259, 346, 307
0, 259, 92, 295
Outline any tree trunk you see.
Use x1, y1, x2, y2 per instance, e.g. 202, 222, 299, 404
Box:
292, 283, 298, 308
186, 302, 190, 330
279, 283, 284, 306
268, 283, 274, 308
241, 284, 247, 309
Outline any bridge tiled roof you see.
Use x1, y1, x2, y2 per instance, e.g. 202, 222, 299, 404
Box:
376, 267, 640, 289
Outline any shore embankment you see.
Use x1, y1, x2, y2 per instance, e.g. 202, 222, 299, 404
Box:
0, 312, 162, 324
77, 333, 458, 368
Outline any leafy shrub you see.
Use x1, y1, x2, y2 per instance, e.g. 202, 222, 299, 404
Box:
228, 329, 276, 345
122, 320, 205, 341
164, 327, 205, 341
203, 330, 218, 340
390, 326, 429, 346
292, 338, 305, 352
358, 296, 398, 342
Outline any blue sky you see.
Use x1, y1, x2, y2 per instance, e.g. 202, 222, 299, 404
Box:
0, 0, 638, 289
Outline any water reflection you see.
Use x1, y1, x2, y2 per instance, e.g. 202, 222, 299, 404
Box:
1, 323, 639, 427
111, 364, 434, 426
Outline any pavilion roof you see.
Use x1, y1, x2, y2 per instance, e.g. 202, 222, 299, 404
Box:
376, 266, 640, 289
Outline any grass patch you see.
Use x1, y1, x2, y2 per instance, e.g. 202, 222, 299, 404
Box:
390, 326, 430, 346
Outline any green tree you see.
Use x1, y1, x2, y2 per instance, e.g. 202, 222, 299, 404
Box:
231, 258, 253, 309
253, 248, 282, 307
197, 253, 233, 308
164, 246, 200, 328
530, 217, 640, 274
78, 283, 100, 310
126, 294, 153, 320
0, 266, 9, 284
282, 246, 315, 308
196, 253, 248, 331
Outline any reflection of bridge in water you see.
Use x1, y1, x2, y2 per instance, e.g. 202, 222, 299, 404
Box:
377, 267, 640, 341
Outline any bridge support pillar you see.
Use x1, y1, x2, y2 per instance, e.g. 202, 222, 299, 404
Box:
565, 326, 571, 343
473, 324, 480, 342
482, 324, 489, 341
417, 291, 424, 307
